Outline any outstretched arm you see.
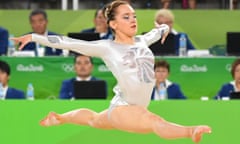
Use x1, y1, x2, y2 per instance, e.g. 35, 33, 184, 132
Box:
11, 34, 107, 57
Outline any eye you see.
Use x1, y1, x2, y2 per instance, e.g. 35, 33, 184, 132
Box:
123, 15, 130, 20
133, 15, 137, 19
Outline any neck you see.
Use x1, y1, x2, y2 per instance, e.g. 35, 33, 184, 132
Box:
114, 36, 134, 45
236, 81, 240, 90
156, 80, 165, 87
77, 75, 91, 81
95, 26, 107, 33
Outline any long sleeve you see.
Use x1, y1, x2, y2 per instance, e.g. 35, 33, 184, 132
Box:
142, 24, 169, 46
32, 34, 108, 57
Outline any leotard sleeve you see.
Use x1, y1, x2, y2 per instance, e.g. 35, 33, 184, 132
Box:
142, 24, 169, 46
32, 33, 108, 57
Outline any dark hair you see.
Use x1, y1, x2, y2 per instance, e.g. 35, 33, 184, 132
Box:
102, 0, 129, 24
0, 60, 11, 76
154, 60, 170, 72
231, 58, 240, 78
74, 54, 93, 64
29, 9, 47, 20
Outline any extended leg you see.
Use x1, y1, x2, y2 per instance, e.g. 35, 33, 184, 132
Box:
40, 108, 113, 129
109, 105, 211, 143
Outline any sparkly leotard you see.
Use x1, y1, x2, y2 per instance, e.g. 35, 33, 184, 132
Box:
32, 25, 169, 107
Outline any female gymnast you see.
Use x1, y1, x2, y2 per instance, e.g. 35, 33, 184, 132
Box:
12, 0, 211, 143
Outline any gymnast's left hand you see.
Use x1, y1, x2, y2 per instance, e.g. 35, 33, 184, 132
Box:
10, 34, 32, 50
154, 22, 170, 44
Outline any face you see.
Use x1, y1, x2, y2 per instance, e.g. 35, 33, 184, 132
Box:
94, 10, 108, 31
156, 16, 173, 30
154, 67, 169, 84
234, 64, 240, 83
110, 4, 137, 37
0, 70, 9, 87
30, 14, 48, 35
74, 56, 93, 78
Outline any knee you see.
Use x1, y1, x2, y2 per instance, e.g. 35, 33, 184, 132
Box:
88, 117, 98, 128
148, 114, 166, 127
88, 114, 103, 128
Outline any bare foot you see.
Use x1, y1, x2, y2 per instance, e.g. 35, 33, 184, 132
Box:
40, 112, 62, 127
191, 125, 211, 143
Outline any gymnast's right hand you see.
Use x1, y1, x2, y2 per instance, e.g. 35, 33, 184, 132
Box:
11, 34, 32, 50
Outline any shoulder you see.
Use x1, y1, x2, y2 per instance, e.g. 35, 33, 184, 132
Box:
0, 28, 8, 36
48, 31, 59, 35
222, 83, 234, 89
91, 77, 98, 81
168, 83, 181, 89
0, 27, 8, 33
62, 78, 75, 84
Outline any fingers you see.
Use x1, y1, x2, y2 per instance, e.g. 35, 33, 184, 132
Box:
155, 23, 169, 44
10, 34, 31, 50
161, 31, 169, 44
18, 44, 24, 50
154, 21, 160, 28
18, 41, 27, 50
10, 37, 23, 50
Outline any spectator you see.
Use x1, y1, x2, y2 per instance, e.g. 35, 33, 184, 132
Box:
188, 0, 196, 9
232, 0, 238, 9
0, 27, 9, 56
182, 0, 196, 9
160, 0, 196, 9
59, 54, 106, 99
150, 9, 195, 56
80, 8, 113, 40
215, 58, 240, 100
161, 0, 171, 9
0, 60, 25, 99
22, 9, 63, 56
151, 60, 187, 100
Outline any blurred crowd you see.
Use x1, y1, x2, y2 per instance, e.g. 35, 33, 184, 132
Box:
0, 0, 238, 9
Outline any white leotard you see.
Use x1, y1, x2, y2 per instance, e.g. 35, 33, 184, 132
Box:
32, 25, 169, 107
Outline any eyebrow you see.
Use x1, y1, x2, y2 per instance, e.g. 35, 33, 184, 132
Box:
121, 12, 136, 15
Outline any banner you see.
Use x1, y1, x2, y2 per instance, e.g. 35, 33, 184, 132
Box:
1, 56, 235, 99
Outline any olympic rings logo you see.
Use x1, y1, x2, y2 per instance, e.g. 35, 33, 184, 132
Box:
61, 63, 74, 73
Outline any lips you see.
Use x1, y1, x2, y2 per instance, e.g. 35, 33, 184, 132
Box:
131, 25, 136, 28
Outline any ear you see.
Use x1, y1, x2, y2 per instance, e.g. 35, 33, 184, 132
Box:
109, 21, 117, 30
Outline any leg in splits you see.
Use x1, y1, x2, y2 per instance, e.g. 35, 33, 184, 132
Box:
40, 108, 114, 129
40, 105, 211, 143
